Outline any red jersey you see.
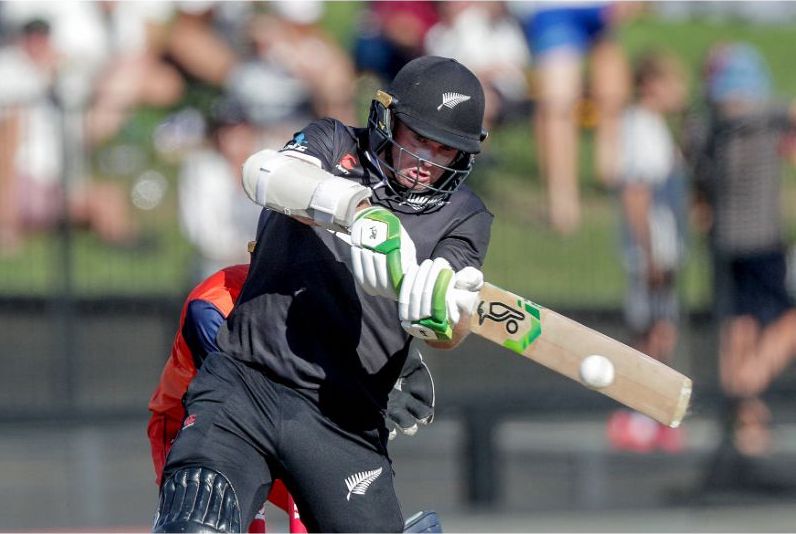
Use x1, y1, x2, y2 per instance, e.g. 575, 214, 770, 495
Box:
148, 265, 248, 482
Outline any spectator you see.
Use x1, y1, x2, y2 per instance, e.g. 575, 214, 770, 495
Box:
85, 1, 183, 145
0, 18, 137, 256
425, 1, 531, 130
153, 2, 266, 155
1, 0, 107, 81
512, 1, 637, 234
684, 43, 796, 469
164, 1, 249, 88
163, 1, 352, 148
249, 1, 357, 124
607, 50, 689, 453
92, 1, 334, 146
353, 1, 439, 83
178, 96, 261, 281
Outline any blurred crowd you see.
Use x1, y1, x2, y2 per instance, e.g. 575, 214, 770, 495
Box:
0, 0, 639, 266
0, 0, 357, 273
1, 0, 796, 494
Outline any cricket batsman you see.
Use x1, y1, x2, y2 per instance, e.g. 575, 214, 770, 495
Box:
153, 56, 492, 532
148, 259, 440, 532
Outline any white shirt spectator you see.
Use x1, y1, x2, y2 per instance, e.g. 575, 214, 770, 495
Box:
178, 148, 261, 279
425, 4, 530, 101
103, 2, 175, 55
2, 4, 98, 110
619, 105, 677, 187
0, 44, 62, 189
618, 105, 686, 272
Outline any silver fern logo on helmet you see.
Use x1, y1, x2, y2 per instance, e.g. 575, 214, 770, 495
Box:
344, 467, 383, 501
437, 92, 471, 111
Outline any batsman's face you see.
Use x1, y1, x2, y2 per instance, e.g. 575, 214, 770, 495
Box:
390, 122, 458, 190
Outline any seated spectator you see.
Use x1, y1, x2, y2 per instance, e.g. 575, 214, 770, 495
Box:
248, 1, 356, 124
0, 18, 137, 256
86, 2, 184, 145
425, 1, 531, 130
88, 2, 263, 146
163, 1, 246, 88
162, 1, 352, 146
353, 1, 439, 83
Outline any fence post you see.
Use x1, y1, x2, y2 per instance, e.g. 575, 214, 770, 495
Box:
462, 407, 500, 507
50, 80, 85, 413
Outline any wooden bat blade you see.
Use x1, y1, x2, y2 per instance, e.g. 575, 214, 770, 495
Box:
470, 283, 692, 427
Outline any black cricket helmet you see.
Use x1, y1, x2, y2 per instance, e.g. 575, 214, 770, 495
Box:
367, 56, 487, 209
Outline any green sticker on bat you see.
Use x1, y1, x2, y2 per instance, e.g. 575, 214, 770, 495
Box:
476, 298, 542, 353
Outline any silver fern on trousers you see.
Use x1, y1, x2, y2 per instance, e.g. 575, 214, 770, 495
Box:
345, 467, 383, 501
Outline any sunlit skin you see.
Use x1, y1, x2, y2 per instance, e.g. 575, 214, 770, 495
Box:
390, 122, 458, 190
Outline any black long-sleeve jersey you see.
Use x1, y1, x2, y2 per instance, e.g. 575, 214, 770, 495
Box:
215, 118, 493, 421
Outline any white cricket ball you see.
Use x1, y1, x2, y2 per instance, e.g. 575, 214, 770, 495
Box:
579, 354, 615, 388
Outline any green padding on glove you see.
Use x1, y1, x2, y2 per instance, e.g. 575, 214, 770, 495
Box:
387, 250, 404, 295
417, 268, 454, 341
350, 206, 417, 299
354, 206, 405, 294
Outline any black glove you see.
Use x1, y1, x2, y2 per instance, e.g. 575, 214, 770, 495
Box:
386, 348, 435, 440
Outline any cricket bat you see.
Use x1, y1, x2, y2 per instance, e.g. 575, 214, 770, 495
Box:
471, 283, 692, 428
327, 229, 691, 427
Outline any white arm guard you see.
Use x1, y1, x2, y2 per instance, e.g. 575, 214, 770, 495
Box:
241, 149, 372, 230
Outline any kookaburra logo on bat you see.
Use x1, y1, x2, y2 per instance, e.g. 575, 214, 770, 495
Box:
477, 301, 524, 334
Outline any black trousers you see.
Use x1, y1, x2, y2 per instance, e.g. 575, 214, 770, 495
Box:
161, 352, 404, 532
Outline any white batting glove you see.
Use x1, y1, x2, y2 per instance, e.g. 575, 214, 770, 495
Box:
399, 259, 483, 342
452, 266, 485, 317
350, 206, 417, 298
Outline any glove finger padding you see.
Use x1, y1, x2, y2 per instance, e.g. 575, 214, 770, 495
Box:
350, 206, 417, 298
423, 258, 457, 324
358, 249, 390, 297
401, 259, 434, 322
399, 258, 456, 341
350, 246, 374, 296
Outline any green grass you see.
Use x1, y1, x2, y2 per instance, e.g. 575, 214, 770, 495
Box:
2, 12, 796, 308
319, 2, 361, 49
0, 192, 195, 297
618, 16, 796, 102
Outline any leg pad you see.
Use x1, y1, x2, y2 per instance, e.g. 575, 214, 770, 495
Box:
153, 467, 241, 533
